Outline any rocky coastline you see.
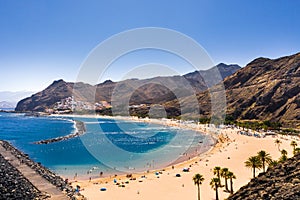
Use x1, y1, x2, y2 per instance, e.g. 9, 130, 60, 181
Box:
0, 140, 85, 199
34, 120, 86, 144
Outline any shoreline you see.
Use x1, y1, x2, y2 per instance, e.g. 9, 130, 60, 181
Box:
51, 114, 230, 182
51, 114, 223, 179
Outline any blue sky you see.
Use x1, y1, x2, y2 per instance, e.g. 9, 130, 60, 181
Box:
1, 0, 300, 92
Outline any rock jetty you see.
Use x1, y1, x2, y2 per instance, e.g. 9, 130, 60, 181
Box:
34, 120, 86, 144
0, 140, 85, 199
228, 153, 300, 200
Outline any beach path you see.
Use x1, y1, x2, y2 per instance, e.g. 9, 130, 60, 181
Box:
0, 143, 69, 200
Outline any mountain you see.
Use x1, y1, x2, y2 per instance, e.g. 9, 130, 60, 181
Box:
15, 52, 300, 126
185, 63, 241, 88
0, 91, 35, 108
15, 80, 74, 112
228, 153, 300, 200
15, 63, 240, 112
181, 52, 300, 126
225, 53, 300, 124
0, 101, 15, 109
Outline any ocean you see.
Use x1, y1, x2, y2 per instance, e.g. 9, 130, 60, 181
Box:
0, 112, 214, 179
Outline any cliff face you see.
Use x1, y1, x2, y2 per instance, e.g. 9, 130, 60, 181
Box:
228, 154, 300, 200
175, 52, 300, 125
224, 53, 300, 123
15, 64, 240, 112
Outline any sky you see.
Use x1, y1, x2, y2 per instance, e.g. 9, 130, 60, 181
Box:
1, 0, 300, 92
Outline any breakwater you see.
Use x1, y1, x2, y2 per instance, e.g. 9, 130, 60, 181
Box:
34, 120, 86, 144
0, 140, 85, 199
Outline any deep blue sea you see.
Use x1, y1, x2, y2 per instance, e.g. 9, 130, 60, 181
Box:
0, 112, 213, 179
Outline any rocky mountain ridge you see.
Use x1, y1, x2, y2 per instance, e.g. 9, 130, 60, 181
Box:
15, 63, 240, 112
15, 52, 300, 126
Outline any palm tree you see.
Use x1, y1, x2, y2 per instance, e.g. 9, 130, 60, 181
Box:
245, 156, 262, 178
210, 178, 220, 200
257, 150, 272, 172
221, 168, 229, 191
193, 174, 204, 200
290, 141, 297, 151
213, 166, 222, 186
294, 147, 300, 155
268, 160, 279, 168
227, 171, 236, 194
281, 149, 287, 156
274, 139, 282, 151
279, 149, 288, 162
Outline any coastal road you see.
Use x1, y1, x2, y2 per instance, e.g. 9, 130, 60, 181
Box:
0, 143, 69, 200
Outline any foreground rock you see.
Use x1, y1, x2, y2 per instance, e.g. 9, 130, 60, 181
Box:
228, 153, 300, 200
0, 153, 44, 199
0, 140, 85, 199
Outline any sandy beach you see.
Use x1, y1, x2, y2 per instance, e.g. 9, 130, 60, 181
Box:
59, 115, 298, 200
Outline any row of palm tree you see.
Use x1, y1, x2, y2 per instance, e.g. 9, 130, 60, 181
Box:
245, 150, 272, 178
213, 167, 236, 193
211, 167, 236, 200
245, 144, 299, 179
193, 167, 236, 200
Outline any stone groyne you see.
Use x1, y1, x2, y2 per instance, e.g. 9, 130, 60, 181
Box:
0, 140, 85, 199
34, 120, 86, 144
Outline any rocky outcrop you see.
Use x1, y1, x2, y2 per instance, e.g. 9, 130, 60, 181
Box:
228, 153, 300, 200
15, 64, 240, 112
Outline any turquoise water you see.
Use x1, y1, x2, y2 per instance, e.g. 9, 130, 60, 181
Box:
0, 113, 213, 179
